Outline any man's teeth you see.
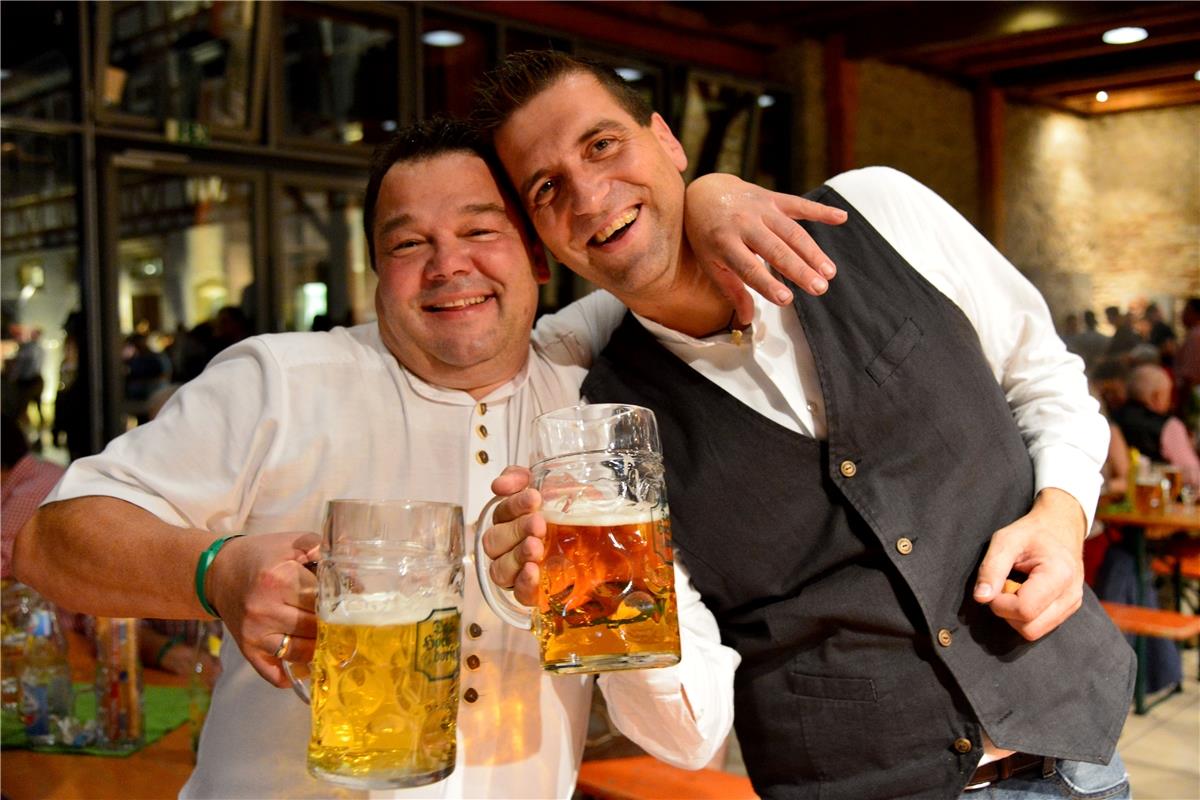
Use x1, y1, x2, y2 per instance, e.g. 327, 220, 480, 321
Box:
431, 296, 488, 310
593, 208, 639, 244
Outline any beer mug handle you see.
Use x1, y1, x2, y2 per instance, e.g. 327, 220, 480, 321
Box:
472, 495, 533, 630
282, 660, 311, 705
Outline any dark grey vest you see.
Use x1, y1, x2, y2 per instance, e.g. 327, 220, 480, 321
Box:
582, 185, 1134, 800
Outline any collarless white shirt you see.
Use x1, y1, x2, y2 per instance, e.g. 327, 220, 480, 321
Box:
47, 292, 738, 800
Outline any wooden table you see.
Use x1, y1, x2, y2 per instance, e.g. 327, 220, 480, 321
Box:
1095, 504, 1200, 713
1, 632, 196, 800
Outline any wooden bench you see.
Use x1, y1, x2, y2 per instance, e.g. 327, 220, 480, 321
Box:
577, 756, 758, 800
1100, 601, 1200, 640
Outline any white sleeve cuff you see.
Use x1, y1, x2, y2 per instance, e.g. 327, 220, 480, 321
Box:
1033, 444, 1104, 533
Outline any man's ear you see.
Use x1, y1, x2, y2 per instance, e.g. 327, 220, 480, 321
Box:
650, 112, 688, 173
530, 240, 551, 284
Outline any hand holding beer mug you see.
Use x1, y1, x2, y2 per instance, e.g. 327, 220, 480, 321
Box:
476, 404, 681, 674
286, 500, 463, 790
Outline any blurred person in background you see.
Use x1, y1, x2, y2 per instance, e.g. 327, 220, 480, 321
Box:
1113, 364, 1200, 488
1092, 360, 1130, 416
1143, 302, 1176, 366
1071, 310, 1110, 374
1105, 305, 1143, 359
1175, 297, 1200, 425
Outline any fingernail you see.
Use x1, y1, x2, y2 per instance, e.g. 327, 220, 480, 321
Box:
811, 278, 828, 294
776, 289, 793, 304
820, 262, 836, 279
974, 582, 993, 599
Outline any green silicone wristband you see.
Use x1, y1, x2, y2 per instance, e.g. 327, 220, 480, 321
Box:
195, 535, 243, 618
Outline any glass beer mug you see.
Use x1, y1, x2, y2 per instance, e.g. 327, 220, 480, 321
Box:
287, 500, 464, 790
476, 404, 681, 674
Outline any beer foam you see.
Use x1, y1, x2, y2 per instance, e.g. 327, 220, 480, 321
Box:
321, 591, 460, 625
541, 500, 663, 527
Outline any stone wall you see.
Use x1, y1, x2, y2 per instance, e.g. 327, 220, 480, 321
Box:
1006, 104, 1200, 324
854, 61, 979, 227
766, 44, 1198, 325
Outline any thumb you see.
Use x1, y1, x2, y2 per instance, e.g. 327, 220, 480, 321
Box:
491, 465, 532, 497
974, 528, 1020, 604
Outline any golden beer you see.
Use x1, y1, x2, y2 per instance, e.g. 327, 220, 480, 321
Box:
537, 508, 680, 673
307, 608, 460, 788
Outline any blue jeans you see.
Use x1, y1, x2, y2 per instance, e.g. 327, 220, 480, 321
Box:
961, 753, 1131, 799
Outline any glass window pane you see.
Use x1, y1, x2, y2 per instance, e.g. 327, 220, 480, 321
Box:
1, 131, 90, 461
278, 184, 374, 331
0, 2, 79, 122
751, 91, 793, 192
100, 0, 260, 131
422, 13, 495, 119
281, 3, 399, 145
681, 76, 758, 182
114, 169, 256, 425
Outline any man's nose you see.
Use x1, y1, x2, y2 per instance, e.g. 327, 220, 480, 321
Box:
567, 169, 610, 217
426, 240, 473, 281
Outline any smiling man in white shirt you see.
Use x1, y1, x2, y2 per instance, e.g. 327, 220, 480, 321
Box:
474, 51, 1134, 800
13, 116, 855, 798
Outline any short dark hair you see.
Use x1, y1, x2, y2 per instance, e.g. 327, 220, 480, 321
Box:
472, 50, 653, 135
1185, 297, 1200, 315
1083, 310, 1098, 328
362, 117, 491, 271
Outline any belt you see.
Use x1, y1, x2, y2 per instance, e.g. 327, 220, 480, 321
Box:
964, 753, 1055, 790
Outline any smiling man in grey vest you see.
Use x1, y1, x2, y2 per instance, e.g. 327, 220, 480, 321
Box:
475, 52, 1133, 800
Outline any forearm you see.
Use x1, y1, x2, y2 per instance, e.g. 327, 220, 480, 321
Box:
13, 496, 217, 620
596, 564, 738, 769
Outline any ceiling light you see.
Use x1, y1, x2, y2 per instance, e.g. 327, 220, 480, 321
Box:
615, 67, 643, 83
1101, 27, 1148, 45
1095, 91, 1109, 102
382, 120, 398, 132
422, 30, 465, 48
1194, 70, 1200, 81
757, 94, 776, 108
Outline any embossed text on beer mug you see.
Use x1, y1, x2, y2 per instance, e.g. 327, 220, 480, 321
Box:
478, 404, 681, 674
289, 500, 464, 790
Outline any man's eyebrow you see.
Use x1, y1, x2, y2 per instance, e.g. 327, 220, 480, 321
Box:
376, 213, 413, 239
518, 119, 628, 200
463, 202, 506, 216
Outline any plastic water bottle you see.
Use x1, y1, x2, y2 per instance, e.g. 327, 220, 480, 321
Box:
1, 579, 35, 713
94, 617, 144, 751
19, 603, 74, 745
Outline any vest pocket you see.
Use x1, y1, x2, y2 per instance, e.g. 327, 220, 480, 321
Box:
866, 317, 923, 385
787, 671, 877, 703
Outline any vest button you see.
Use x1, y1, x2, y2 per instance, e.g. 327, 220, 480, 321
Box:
464, 688, 479, 703
477, 424, 488, 439
478, 402, 488, 416
937, 628, 953, 647
839, 460, 857, 478
476, 450, 489, 465
896, 537, 913, 555
466, 654, 481, 670
467, 623, 483, 639
953, 737, 973, 754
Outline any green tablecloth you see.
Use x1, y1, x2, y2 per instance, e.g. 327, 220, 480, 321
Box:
0, 682, 191, 757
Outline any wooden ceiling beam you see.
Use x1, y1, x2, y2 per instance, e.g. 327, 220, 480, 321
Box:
956, 28, 1200, 77
1023, 62, 1200, 97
